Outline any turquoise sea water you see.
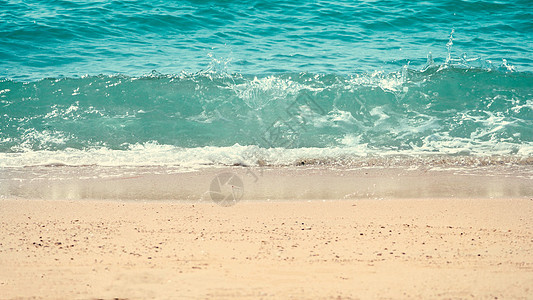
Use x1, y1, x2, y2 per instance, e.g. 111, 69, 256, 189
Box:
1, 0, 532, 167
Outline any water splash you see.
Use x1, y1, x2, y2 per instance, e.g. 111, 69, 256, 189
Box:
445, 29, 455, 64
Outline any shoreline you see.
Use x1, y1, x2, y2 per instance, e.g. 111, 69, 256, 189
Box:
1, 198, 532, 298
2, 164, 532, 201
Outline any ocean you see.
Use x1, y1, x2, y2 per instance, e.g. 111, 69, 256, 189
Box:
1, 0, 532, 171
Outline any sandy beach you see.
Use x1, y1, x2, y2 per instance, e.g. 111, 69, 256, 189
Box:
1, 197, 532, 299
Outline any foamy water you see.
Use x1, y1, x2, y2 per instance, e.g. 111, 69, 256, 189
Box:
1, 0, 532, 173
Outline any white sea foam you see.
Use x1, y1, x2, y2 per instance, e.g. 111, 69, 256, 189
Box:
0, 142, 531, 169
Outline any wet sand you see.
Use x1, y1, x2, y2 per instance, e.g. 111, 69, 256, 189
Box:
2, 164, 533, 201
1, 197, 532, 299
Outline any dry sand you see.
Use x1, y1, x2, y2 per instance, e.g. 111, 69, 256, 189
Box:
1, 197, 532, 299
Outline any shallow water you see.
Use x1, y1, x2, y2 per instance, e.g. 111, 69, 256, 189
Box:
1, 0, 532, 169
2, 0, 533, 79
